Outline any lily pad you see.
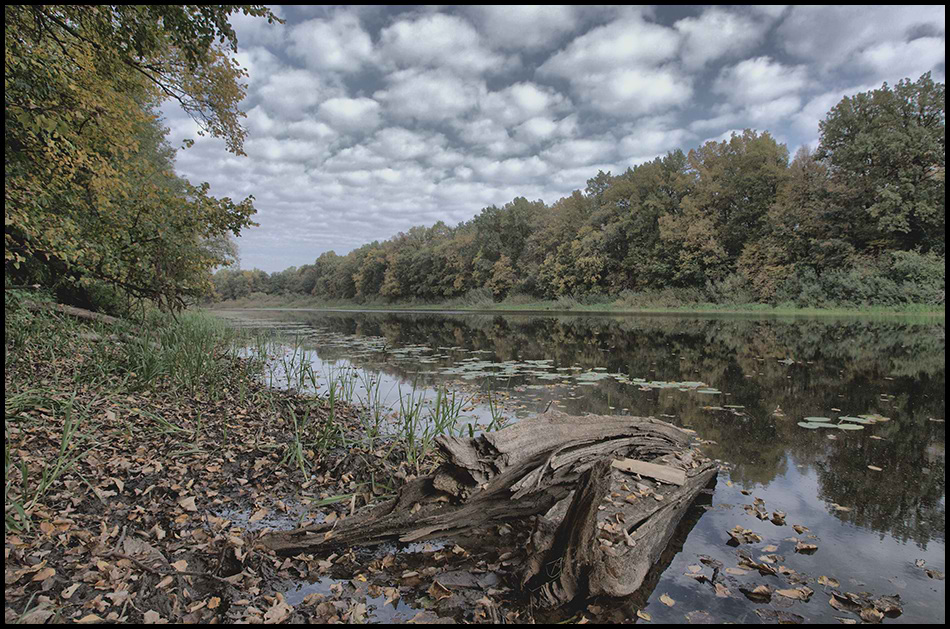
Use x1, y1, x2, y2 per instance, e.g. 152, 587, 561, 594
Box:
803, 416, 832, 422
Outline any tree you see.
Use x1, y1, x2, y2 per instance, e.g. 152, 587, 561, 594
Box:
660, 130, 789, 284
5, 5, 282, 311
816, 73, 945, 254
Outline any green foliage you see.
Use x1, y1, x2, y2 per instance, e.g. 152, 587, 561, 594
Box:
5, 5, 280, 312
817, 73, 945, 253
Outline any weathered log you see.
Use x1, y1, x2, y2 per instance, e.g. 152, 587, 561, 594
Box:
256, 410, 718, 607
22, 300, 126, 326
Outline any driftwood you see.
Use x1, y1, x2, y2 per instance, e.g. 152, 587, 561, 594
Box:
257, 410, 718, 607
21, 300, 126, 326
20, 300, 161, 349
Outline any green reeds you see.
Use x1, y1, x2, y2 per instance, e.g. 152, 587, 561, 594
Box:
393, 383, 473, 474
5, 395, 89, 533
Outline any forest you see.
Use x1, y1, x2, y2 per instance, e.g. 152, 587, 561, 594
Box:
211, 75, 945, 311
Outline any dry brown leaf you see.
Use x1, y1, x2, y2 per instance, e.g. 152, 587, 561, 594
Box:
32, 567, 55, 582
428, 581, 452, 601
171, 560, 188, 572
178, 496, 197, 512
859, 607, 884, 623
659, 593, 675, 607
61, 583, 81, 599
867, 465, 883, 472
249, 508, 268, 523
636, 609, 651, 621
77, 614, 104, 623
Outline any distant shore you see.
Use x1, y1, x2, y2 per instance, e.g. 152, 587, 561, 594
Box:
203, 294, 946, 317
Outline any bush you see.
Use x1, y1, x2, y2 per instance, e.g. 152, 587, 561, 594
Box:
704, 273, 757, 305
775, 252, 945, 308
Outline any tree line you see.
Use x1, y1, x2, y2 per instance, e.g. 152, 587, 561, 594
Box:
214, 73, 944, 309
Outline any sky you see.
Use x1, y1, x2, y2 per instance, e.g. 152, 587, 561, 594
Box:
160, 5, 946, 273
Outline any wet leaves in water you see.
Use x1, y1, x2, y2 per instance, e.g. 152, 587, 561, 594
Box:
775, 586, 814, 601
795, 541, 818, 553
727, 525, 763, 545
739, 584, 773, 603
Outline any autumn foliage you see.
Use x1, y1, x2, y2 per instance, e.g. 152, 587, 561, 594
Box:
5, 5, 280, 312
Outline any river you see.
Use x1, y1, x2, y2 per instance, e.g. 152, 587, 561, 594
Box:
211, 308, 945, 624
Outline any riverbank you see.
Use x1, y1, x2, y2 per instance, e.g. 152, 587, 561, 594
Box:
205, 292, 945, 317
4, 292, 521, 623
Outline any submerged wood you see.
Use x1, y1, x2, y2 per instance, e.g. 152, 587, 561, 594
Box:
256, 410, 718, 607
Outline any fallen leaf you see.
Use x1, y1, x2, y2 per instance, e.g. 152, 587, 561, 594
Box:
818, 575, 840, 588
427, 581, 452, 601
178, 496, 197, 512
659, 593, 675, 607
636, 609, 651, 621
77, 614, 104, 623
740, 584, 773, 602
859, 607, 884, 623
62, 583, 81, 599
867, 465, 882, 472
795, 541, 818, 553
249, 508, 268, 523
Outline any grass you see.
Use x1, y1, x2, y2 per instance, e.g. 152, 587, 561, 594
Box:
5, 394, 90, 533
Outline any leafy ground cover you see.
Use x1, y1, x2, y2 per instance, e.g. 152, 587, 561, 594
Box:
4, 292, 534, 623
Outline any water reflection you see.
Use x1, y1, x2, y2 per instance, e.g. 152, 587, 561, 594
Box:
212, 308, 945, 622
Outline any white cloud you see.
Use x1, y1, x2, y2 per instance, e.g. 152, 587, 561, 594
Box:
464, 5, 582, 51
857, 37, 946, 84
481, 82, 570, 126
714, 57, 809, 105
378, 13, 508, 74
539, 11, 692, 117
317, 97, 382, 134
365, 127, 447, 161
542, 138, 617, 168
256, 68, 339, 119
778, 5, 946, 74
288, 12, 375, 73
374, 69, 485, 122
675, 8, 772, 69
619, 117, 692, 159
541, 9, 680, 77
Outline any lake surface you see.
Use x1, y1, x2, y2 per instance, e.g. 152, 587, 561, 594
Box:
212, 308, 945, 624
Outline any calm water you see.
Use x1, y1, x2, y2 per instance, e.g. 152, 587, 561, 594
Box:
213, 308, 945, 624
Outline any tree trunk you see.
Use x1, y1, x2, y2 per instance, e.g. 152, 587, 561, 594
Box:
256, 410, 718, 607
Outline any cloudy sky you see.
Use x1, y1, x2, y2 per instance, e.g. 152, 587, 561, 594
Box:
161, 5, 946, 273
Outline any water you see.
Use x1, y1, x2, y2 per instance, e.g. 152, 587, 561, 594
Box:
212, 308, 945, 623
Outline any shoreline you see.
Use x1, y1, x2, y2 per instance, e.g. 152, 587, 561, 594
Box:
203, 296, 946, 318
